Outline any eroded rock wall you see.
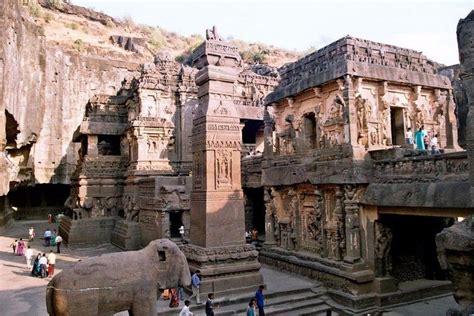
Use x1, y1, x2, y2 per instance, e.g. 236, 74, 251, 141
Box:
0, 0, 140, 196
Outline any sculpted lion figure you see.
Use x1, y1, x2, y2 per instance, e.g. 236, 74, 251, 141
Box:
46, 239, 190, 315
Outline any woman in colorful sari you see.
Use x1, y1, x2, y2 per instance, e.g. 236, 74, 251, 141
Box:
31, 253, 41, 277
415, 125, 427, 150
169, 288, 180, 308
50, 229, 57, 247
16, 238, 25, 256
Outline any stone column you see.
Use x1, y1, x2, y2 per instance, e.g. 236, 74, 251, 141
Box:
182, 33, 263, 299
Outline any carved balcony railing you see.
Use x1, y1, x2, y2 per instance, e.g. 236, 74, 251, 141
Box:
373, 152, 469, 184
78, 156, 128, 179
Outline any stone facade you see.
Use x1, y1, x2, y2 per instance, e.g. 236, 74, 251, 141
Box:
60, 28, 278, 249
257, 35, 471, 311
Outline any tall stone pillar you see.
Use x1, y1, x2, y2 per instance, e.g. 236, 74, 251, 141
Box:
181, 30, 263, 299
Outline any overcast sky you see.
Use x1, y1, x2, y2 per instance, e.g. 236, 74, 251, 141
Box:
73, 0, 472, 65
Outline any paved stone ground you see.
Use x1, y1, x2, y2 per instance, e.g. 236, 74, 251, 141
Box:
0, 220, 461, 316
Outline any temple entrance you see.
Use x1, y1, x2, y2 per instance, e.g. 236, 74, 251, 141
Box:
169, 210, 183, 238
8, 184, 70, 220
380, 214, 451, 282
390, 107, 405, 146
243, 188, 265, 239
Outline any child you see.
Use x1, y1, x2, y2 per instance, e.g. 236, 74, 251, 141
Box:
10, 239, 17, 254
28, 227, 35, 241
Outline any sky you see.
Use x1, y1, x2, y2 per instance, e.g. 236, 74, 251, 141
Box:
72, 0, 473, 65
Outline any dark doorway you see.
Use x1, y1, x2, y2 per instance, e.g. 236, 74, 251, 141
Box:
169, 211, 183, 238
390, 107, 405, 146
97, 135, 121, 155
381, 214, 452, 281
303, 113, 317, 149
243, 188, 265, 238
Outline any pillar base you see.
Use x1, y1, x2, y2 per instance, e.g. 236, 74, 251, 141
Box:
181, 243, 263, 300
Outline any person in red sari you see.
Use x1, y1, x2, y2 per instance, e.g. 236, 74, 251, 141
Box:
169, 288, 180, 308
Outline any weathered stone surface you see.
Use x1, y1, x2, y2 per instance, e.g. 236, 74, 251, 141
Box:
435, 10, 474, 316
46, 239, 190, 316
0, 0, 139, 197
436, 216, 474, 312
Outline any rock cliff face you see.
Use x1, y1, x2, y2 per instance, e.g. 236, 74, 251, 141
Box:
0, 0, 140, 196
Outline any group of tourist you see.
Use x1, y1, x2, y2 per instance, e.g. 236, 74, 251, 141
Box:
9, 225, 63, 279
43, 228, 63, 253
405, 125, 440, 154
245, 228, 259, 242
31, 250, 56, 278
167, 269, 266, 315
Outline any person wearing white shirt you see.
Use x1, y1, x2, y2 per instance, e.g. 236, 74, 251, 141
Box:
179, 300, 193, 316
47, 250, 57, 277
430, 134, 440, 154
25, 246, 33, 269
39, 254, 48, 278
179, 225, 185, 242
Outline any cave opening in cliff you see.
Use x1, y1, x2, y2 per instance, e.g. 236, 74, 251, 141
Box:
5, 110, 20, 148
244, 188, 265, 240
380, 214, 452, 282
8, 184, 70, 220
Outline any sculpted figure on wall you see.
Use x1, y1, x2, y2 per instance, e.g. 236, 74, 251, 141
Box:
123, 195, 139, 222
375, 221, 393, 277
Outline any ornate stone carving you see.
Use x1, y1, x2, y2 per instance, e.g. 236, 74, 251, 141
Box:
375, 222, 393, 277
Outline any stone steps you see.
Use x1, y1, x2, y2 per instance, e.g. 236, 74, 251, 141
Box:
158, 286, 331, 316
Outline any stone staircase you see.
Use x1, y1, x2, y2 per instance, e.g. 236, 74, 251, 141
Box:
158, 286, 333, 316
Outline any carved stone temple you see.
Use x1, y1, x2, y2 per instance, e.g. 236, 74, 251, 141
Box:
2, 6, 474, 312
55, 30, 473, 311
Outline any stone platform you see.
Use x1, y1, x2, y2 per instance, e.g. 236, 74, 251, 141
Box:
180, 243, 263, 301
111, 220, 141, 250
59, 215, 118, 245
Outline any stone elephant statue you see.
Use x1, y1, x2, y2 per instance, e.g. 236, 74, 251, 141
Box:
46, 239, 190, 316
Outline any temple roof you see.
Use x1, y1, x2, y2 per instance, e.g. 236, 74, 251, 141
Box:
265, 35, 452, 105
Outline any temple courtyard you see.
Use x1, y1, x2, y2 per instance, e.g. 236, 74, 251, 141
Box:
0, 220, 461, 315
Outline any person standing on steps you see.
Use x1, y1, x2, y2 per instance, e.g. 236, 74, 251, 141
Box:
205, 293, 215, 316
255, 285, 265, 316
189, 270, 201, 304
247, 298, 257, 316
179, 300, 193, 316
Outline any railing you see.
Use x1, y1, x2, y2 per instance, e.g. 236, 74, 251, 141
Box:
373, 152, 469, 183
